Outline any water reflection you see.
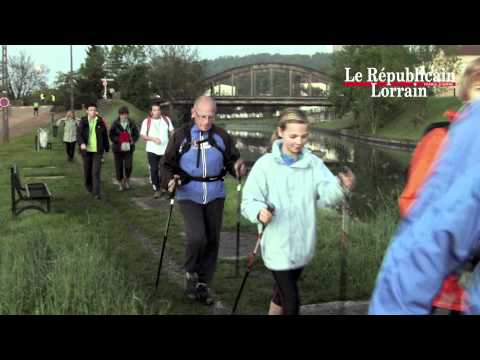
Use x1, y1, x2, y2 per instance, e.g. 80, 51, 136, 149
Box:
228, 129, 411, 219
229, 130, 355, 165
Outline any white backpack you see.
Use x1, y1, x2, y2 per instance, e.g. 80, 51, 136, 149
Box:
38, 128, 49, 149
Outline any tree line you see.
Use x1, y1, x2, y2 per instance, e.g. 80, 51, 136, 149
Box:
7, 45, 462, 129
5, 46, 334, 111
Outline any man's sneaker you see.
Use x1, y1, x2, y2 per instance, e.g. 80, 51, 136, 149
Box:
153, 191, 160, 199
124, 179, 131, 190
196, 283, 214, 306
118, 182, 124, 191
185, 272, 198, 300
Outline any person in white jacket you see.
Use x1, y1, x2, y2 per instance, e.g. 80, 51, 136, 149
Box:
56, 110, 80, 161
241, 108, 355, 315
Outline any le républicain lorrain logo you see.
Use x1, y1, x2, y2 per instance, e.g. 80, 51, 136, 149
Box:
343, 66, 456, 98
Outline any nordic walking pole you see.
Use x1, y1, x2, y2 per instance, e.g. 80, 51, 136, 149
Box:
154, 179, 178, 291
235, 176, 242, 277
339, 197, 348, 314
231, 204, 275, 315
231, 223, 265, 315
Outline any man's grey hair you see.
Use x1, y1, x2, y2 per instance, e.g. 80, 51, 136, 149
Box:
193, 95, 216, 112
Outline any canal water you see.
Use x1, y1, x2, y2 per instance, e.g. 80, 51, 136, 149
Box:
225, 126, 413, 220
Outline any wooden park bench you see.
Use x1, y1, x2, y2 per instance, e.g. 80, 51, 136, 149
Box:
10, 164, 52, 216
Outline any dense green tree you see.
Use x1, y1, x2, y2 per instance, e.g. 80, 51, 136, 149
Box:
148, 45, 204, 101
116, 63, 151, 110
76, 45, 107, 105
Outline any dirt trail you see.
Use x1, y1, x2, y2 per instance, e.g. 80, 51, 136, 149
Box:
3, 106, 53, 139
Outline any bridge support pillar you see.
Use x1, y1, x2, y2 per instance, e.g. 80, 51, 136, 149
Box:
250, 68, 254, 96
309, 74, 313, 96
262, 105, 275, 120
289, 70, 293, 97
270, 68, 274, 96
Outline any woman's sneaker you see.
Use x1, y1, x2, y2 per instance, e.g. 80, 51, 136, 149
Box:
185, 272, 198, 300
196, 283, 214, 306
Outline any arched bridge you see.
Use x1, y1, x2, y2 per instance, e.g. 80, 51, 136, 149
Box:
204, 62, 330, 98
158, 62, 334, 122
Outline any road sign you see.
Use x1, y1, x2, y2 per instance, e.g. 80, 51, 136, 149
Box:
0, 97, 9, 108
101, 78, 114, 86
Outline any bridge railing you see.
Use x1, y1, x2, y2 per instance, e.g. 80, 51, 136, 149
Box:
209, 91, 330, 97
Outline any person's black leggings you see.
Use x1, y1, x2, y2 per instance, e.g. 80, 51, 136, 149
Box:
271, 267, 304, 315
147, 152, 162, 191
114, 151, 133, 181
65, 141, 76, 160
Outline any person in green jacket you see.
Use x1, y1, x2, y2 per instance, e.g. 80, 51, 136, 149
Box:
56, 110, 80, 161
241, 108, 355, 315
77, 103, 110, 199
33, 102, 39, 117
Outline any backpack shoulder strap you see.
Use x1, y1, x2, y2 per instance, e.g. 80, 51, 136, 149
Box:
162, 115, 172, 127
208, 125, 226, 158
146, 116, 152, 136
177, 122, 194, 155
405, 123, 450, 182
400, 122, 450, 216
422, 121, 450, 137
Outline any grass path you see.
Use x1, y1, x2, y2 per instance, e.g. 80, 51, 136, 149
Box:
0, 99, 400, 314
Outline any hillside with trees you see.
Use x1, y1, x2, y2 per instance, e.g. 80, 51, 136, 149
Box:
202, 52, 332, 77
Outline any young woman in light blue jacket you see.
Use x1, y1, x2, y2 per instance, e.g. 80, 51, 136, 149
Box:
241, 108, 355, 315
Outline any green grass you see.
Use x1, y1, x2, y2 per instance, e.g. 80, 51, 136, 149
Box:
215, 118, 277, 134
108, 174, 399, 314
283, 96, 464, 141
310, 113, 356, 131
0, 100, 215, 314
311, 96, 463, 141
0, 139, 162, 314
0, 98, 401, 314
93, 100, 400, 312
376, 96, 462, 140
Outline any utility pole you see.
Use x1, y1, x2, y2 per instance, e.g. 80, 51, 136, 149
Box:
1, 45, 9, 144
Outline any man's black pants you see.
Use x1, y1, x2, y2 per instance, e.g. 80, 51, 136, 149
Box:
82, 151, 102, 196
178, 198, 225, 284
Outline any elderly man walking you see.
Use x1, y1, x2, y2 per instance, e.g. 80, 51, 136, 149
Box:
161, 96, 246, 305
